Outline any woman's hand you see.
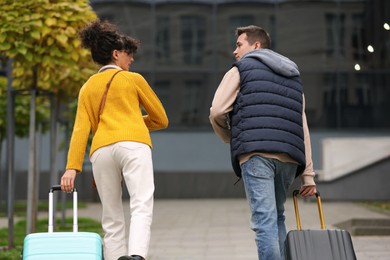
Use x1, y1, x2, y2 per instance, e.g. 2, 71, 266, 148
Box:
61, 169, 77, 193
299, 185, 317, 197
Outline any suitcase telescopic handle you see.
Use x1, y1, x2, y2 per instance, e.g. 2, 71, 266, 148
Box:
48, 185, 78, 233
292, 189, 326, 230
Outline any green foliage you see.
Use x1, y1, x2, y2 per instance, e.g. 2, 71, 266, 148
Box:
0, 0, 98, 140
361, 201, 390, 215
0, 77, 50, 140
0, 0, 98, 97
0, 217, 103, 245
0, 199, 87, 218
0, 77, 6, 139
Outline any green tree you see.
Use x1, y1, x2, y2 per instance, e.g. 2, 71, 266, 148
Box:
0, 0, 97, 239
0, 76, 50, 142
0, 0, 97, 95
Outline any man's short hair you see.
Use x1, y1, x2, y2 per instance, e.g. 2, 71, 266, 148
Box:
236, 25, 271, 49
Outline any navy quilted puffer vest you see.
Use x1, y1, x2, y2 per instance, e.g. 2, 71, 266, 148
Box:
230, 57, 306, 177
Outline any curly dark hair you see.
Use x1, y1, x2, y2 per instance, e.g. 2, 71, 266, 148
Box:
79, 20, 140, 65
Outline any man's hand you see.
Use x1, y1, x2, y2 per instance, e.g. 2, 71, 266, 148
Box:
61, 169, 77, 193
299, 185, 317, 197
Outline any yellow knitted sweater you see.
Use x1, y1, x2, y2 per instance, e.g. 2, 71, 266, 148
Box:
66, 69, 168, 172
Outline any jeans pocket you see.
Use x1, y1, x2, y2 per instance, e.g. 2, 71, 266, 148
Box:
242, 155, 275, 179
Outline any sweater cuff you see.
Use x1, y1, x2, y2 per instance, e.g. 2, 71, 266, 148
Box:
65, 164, 82, 173
300, 172, 316, 186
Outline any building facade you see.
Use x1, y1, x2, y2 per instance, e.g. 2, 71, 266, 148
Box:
2, 0, 390, 200
83, 0, 390, 199
91, 0, 390, 129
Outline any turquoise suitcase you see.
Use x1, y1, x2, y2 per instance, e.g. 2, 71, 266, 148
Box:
22, 185, 103, 260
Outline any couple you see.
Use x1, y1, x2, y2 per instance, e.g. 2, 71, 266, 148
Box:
61, 20, 316, 260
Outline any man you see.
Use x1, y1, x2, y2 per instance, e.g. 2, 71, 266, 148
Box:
209, 25, 317, 260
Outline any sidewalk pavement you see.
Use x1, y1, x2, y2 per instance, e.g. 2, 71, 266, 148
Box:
2, 198, 390, 259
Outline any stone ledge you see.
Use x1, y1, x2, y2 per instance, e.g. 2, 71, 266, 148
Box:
335, 218, 390, 236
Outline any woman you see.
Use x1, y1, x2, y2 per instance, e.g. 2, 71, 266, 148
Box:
61, 20, 168, 260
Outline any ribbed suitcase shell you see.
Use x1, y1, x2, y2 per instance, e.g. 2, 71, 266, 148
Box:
22, 186, 103, 260
285, 190, 356, 260
285, 229, 356, 260
22, 232, 102, 260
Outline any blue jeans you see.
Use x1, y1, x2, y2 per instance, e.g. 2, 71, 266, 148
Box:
241, 155, 297, 260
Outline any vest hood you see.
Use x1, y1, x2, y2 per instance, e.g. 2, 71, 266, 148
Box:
241, 49, 300, 78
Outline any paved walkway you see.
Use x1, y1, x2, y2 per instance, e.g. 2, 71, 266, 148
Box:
2, 198, 390, 259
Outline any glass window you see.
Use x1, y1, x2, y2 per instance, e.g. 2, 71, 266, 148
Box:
269, 15, 276, 49
154, 80, 170, 108
156, 16, 170, 63
181, 16, 206, 65
351, 13, 366, 61
355, 73, 371, 106
325, 13, 345, 57
181, 80, 203, 125
323, 73, 348, 106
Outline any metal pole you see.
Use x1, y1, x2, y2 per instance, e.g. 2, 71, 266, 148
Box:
211, 2, 218, 89
61, 121, 70, 226
26, 69, 38, 234
49, 94, 58, 229
335, 0, 342, 128
150, 2, 156, 85
6, 58, 15, 249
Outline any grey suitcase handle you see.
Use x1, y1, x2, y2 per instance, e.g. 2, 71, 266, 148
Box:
292, 189, 326, 230
48, 185, 78, 233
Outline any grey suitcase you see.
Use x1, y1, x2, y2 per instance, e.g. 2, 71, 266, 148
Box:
284, 190, 356, 260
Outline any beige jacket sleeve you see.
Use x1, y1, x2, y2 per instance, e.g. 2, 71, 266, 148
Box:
300, 95, 316, 186
209, 67, 240, 143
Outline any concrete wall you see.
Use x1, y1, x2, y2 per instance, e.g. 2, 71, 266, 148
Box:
319, 137, 390, 181
316, 157, 390, 201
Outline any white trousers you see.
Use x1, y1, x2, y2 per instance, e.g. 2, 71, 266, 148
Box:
90, 141, 154, 260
